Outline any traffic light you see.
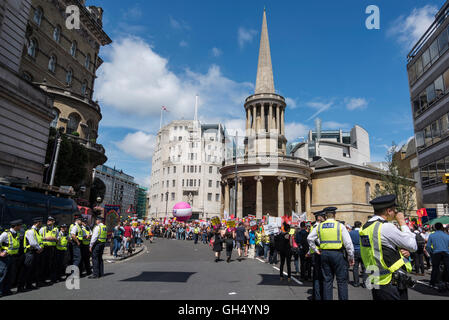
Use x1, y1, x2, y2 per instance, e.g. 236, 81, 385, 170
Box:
443, 173, 449, 184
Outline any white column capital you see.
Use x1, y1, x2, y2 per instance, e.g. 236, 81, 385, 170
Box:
254, 176, 264, 182
277, 176, 286, 182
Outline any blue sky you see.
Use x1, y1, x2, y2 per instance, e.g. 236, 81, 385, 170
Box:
86, 0, 445, 186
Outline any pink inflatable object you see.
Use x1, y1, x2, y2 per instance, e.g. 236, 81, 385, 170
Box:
173, 202, 192, 222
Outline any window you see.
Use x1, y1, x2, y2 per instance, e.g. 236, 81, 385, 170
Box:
27, 38, 37, 58
419, 90, 428, 111
216, 181, 219, 188
408, 64, 416, 84
173, 166, 176, 174
446, 156, 449, 172
161, 194, 163, 202
426, 83, 436, 104
50, 109, 59, 128
48, 55, 56, 72
168, 167, 170, 174
70, 41, 77, 57
183, 166, 185, 173
431, 121, 440, 143
198, 180, 200, 187
413, 98, 421, 116
439, 28, 449, 54
421, 166, 429, 186
428, 163, 437, 185
216, 194, 220, 202
33, 7, 43, 25
86, 120, 96, 141
171, 193, 175, 201
365, 183, 371, 204
437, 159, 446, 175
435, 75, 445, 99
81, 81, 88, 96
67, 113, 81, 134
53, 26, 61, 42
430, 39, 440, 63
422, 49, 431, 70
199, 166, 201, 173
190, 179, 193, 187
441, 114, 449, 135
424, 126, 432, 146
66, 68, 73, 85
208, 193, 212, 201
209, 166, 212, 174
85, 54, 91, 69
208, 180, 212, 188
172, 180, 175, 187
416, 56, 423, 78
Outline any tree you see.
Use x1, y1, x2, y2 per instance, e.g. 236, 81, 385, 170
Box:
372, 142, 416, 215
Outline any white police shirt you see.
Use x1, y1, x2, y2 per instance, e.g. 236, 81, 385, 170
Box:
365, 216, 417, 252
25, 226, 42, 251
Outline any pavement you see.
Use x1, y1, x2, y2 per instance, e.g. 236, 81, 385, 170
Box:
4, 238, 449, 300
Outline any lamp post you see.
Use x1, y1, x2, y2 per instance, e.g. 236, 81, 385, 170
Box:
49, 127, 64, 186
165, 191, 169, 219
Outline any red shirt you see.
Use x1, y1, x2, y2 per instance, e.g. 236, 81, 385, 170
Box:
124, 226, 133, 238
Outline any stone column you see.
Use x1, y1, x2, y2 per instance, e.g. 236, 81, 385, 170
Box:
255, 176, 263, 219
305, 182, 311, 215
261, 104, 265, 132
251, 106, 255, 132
246, 108, 250, 131
268, 104, 273, 132
295, 179, 303, 214
276, 106, 280, 134
278, 176, 286, 217
237, 177, 243, 219
281, 108, 285, 136
224, 180, 230, 216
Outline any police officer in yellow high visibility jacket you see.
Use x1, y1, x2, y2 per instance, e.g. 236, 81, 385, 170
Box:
360, 195, 417, 300
55, 224, 69, 281
0, 219, 23, 296
39, 216, 58, 284
89, 217, 108, 279
308, 207, 354, 300
80, 218, 92, 276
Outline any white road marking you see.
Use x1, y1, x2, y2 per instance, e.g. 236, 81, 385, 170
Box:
228, 292, 237, 295
255, 257, 303, 285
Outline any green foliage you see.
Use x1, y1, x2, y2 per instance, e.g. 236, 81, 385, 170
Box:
372, 142, 416, 215
45, 131, 89, 189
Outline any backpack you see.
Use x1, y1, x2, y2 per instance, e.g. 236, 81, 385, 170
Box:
274, 232, 290, 252
415, 233, 425, 253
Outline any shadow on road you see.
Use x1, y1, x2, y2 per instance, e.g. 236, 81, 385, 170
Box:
411, 282, 449, 297
257, 274, 311, 287
120, 272, 196, 283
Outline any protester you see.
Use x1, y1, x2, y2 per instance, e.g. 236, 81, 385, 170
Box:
213, 228, 224, 262
276, 223, 292, 282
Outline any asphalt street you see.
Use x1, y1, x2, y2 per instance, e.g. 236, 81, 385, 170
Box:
4, 238, 449, 300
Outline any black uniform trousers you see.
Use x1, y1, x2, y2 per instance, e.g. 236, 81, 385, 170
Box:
299, 249, 312, 280
55, 249, 67, 279
18, 251, 38, 288
3, 255, 19, 293
42, 246, 57, 282
80, 244, 91, 275
92, 242, 105, 277
312, 253, 324, 300
372, 283, 408, 300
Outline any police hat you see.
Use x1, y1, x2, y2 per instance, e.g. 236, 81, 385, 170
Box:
74, 215, 82, 221
95, 216, 104, 222
60, 224, 68, 228
313, 210, 324, 217
323, 207, 338, 213
370, 194, 397, 211
81, 217, 88, 223
33, 217, 43, 223
10, 219, 23, 227
47, 216, 55, 221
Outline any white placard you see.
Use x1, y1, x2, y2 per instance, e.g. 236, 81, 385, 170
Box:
264, 224, 280, 236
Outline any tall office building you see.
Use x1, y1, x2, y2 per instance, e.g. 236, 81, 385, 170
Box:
407, 1, 449, 214
148, 120, 225, 220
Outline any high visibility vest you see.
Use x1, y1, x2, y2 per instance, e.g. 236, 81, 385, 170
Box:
42, 226, 58, 247
262, 234, 270, 244
360, 221, 413, 286
82, 227, 91, 245
56, 232, 69, 251
24, 228, 42, 253
75, 224, 83, 241
98, 224, 108, 243
317, 219, 343, 250
255, 232, 262, 245
194, 228, 199, 234
1, 231, 20, 255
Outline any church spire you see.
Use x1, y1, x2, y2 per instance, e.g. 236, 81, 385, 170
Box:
255, 8, 275, 94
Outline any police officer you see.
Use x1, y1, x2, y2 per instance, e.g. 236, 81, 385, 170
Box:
17, 217, 44, 291
360, 195, 417, 300
70, 216, 83, 271
308, 207, 354, 300
89, 217, 108, 279
55, 224, 69, 281
80, 218, 92, 276
40, 216, 58, 284
307, 210, 325, 300
0, 219, 23, 296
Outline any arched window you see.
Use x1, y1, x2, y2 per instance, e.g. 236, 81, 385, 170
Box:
27, 38, 37, 58
50, 109, 60, 128
53, 25, 61, 42
86, 120, 97, 141
67, 113, 81, 134
70, 41, 77, 57
33, 7, 43, 26
365, 182, 371, 204
81, 80, 88, 96
85, 54, 91, 69
48, 55, 56, 72
66, 68, 73, 85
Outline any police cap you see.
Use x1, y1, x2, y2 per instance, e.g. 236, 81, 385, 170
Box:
370, 194, 397, 211
95, 216, 104, 222
323, 207, 338, 214
60, 224, 68, 228
47, 216, 55, 221
313, 210, 324, 217
33, 217, 43, 223
10, 219, 23, 227
81, 217, 88, 223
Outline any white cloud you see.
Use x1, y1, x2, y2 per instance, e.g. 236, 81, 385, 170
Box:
238, 27, 258, 49
179, 40, 188, 47
222, 119, 246, 137
285, 122, 309, 141
169, 16, 190, 31
211, 47, 222, 57
346, 98, 368, 111
95, 37, 253, 126
389, 5, 438, 50
285, 97, 298, 109
115, 131, 156, 161
135, 175, 151, 188
306, 101, 333, 121
322, 121, 350, 130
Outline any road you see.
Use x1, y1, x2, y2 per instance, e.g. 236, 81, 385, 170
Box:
4, 238, 449, 300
